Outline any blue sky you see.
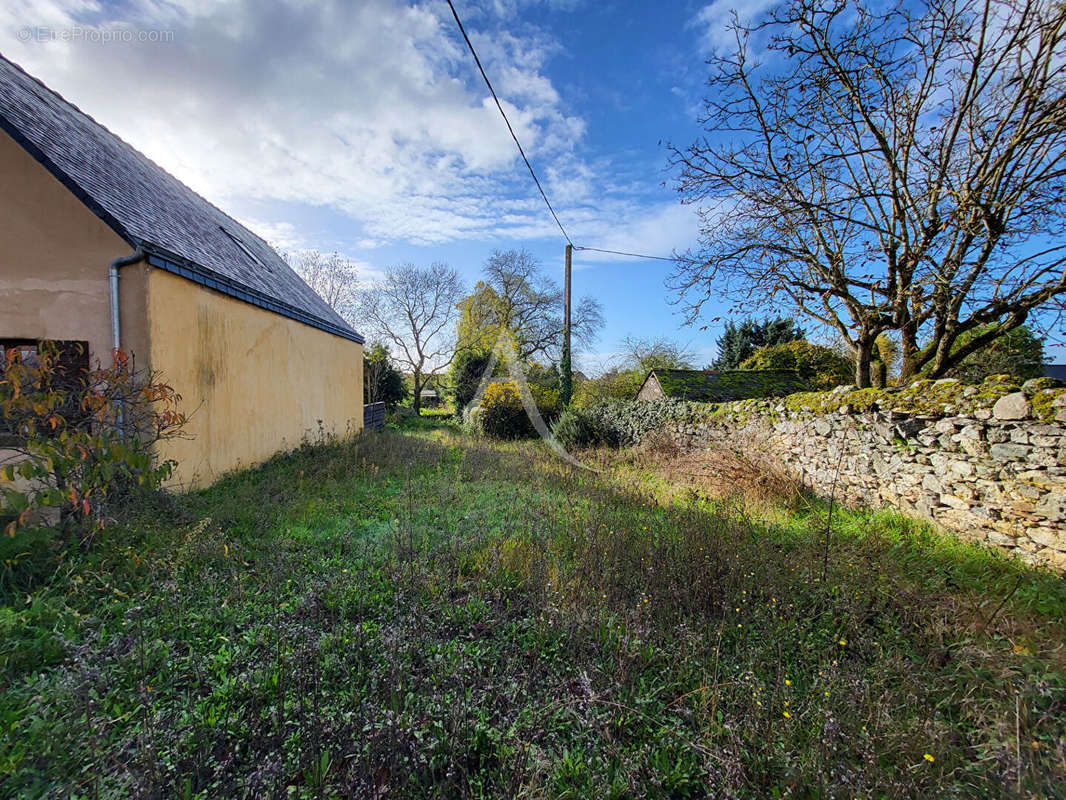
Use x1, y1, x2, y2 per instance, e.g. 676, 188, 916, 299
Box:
3, 0, 1062, 369
2, 0, 745, 372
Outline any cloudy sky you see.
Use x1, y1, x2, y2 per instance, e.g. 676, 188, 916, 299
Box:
1, 0, 746, 370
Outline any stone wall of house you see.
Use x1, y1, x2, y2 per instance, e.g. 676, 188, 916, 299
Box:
661, 378, 1066, 571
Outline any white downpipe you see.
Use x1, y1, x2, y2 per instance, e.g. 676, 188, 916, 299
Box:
108, 249, 145, 353
108, 249, 145, 437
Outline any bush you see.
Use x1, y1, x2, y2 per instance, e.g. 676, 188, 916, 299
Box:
450, 349, 493, 413
943, 324, 1047, 383
473, 381, 560, 439
364, 342, 408, 410
551, 407, 615, 449
740, 340, 852, 390
571, 368, 645, 407
0, 345, 185, 544
552, 399, 703, 450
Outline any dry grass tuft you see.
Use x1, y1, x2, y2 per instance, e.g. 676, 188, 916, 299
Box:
629, 432, 805, 511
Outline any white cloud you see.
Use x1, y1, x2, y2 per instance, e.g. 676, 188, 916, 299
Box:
0, 0, 588, 245
570, 202, 701, 265
691, 0, 778, 54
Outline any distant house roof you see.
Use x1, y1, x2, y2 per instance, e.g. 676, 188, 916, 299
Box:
0, 55, 362, 343
1046, 364, 1066, 382
638, 368, 808, 402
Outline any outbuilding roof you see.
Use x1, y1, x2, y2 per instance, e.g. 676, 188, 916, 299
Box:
639, 368, 808, 402
0, 54, 362, 343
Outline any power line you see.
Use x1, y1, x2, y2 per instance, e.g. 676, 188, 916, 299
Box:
445, 0, 573, 247
445, 1, 690, 265
575, 245, 696, 263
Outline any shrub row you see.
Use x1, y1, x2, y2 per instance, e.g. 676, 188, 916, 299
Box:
552, 399, 708, 449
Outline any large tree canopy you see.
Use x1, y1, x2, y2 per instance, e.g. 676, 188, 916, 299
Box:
670, 0, 1066, 387
457, 249, 604, 362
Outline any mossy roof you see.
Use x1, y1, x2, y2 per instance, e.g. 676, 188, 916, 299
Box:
642, 369, 808, 402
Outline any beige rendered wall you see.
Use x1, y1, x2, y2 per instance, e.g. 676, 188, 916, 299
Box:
0, 129, 150, 364
147, 269, 363, 488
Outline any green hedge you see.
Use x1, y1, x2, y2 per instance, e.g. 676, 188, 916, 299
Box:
552, 399, 709, 449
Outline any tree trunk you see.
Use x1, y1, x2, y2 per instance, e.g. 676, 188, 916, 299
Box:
898, 322, 920, 382
854, 338, 873, 388
411, 371, 422, 414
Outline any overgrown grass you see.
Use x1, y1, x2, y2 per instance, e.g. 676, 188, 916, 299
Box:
2, 424, 1064, 798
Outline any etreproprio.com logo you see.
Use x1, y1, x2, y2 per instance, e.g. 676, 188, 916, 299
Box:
16, 26, 175, 44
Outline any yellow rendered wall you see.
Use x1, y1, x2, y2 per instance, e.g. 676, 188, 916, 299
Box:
147, 269, 363, 488
0, 128, 150, 364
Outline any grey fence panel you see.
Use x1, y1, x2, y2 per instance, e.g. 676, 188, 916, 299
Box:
363, 402, 386, 431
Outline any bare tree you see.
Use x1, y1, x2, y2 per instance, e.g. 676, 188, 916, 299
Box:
457, 249, 604, 361
357, 263, 464, 413
670, 0, 1066, 386
293, 250, 360, 318
619, 335, 697, 372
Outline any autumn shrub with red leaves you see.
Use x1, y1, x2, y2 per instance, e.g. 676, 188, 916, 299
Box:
0, 344, 186, 545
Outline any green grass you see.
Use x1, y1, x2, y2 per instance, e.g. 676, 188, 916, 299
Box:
2, 424, 1065, 798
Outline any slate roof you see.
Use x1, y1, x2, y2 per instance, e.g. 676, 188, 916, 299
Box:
640, 368, 808, 402
0, 54, 362, 343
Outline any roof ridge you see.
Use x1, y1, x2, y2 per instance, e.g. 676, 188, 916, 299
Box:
0, 52, 259, 250
0, 52, 362, 342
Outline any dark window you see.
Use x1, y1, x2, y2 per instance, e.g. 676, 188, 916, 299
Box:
1, 340, 90, 445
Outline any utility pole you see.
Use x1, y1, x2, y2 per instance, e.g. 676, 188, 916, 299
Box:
560, 243, 573, 406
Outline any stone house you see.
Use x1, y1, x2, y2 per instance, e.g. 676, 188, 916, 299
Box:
0, 55, 364, 487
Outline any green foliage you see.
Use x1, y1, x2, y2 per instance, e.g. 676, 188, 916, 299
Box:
455, 282, 507, 355
363, 342, 408, 410
712, 317, 806, 369
3, 430, 1064, 797
572, 337, 697, 408
943, 324, 1048, 383
473, 381, 559, 439
553, 399, 705, 449
741, 340, 853, 390
572, 368, 645, 407
449, 349, 493, 412
0, 346, 185, 544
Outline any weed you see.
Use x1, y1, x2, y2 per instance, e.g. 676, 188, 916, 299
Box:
2, 428, 1064, 798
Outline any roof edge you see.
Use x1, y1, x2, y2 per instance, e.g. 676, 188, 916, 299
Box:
0, 111, 135, 247
143, 249, 364, 344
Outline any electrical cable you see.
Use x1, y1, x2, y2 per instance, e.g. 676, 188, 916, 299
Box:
445, 0, 573, 247
445, 0, 690, 265
575, 245, 698, 263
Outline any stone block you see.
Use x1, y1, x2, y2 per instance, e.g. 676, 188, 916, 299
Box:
934, 418, 957, 434
940, 493, 973, 511
1026, 527, 1065, 549
993, 392, 1032, 420
986, 428, 1011, 444
990, 443, 1031, 460
1039, 548, 1066, 570
947, 460, 974, 478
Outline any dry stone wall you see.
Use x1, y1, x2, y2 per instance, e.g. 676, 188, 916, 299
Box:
662, 378, 1066, 571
